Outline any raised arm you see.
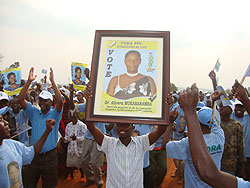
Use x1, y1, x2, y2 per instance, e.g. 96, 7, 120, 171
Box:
162, 106, 178, 148
83, 84, 104, 146
179, 84, 237, 188
148, 97, 169, 145
49, 68, 62, 113
208, 70, 218, 91
33, 119, 55, 154
17, 67, 37, 109
68, 84, 75, 110
232, 79, 250, 117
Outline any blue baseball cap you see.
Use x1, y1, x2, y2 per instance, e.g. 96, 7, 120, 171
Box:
198, 107, 215, 127
196, 102, 205, 110
172, 94, 179, 99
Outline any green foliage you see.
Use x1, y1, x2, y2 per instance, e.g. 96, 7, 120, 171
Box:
170, 83, 178, 93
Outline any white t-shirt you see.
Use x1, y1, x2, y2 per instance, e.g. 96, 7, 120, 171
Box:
0, 139, 34, 188
65, 120, 87, 156
97, 134, 151, 188
237, 177, 250, 187
166, 123, 225, 188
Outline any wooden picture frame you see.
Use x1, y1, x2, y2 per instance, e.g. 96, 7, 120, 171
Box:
86, 30, 170, 125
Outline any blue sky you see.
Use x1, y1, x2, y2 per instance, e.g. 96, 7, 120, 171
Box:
1, 0, 250, 90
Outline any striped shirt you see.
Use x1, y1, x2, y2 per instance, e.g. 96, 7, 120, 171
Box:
97, 134, 151, 188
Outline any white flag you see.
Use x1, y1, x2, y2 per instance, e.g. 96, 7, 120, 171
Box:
214, 58, 221, 72
244, 64, 250, 77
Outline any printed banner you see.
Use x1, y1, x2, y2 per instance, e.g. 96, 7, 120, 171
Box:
71, 62, 88, 91
94, 38, 163, 117
2, 68, 23, 96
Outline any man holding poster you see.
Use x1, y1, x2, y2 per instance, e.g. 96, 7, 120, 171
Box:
107, 50, 157, 100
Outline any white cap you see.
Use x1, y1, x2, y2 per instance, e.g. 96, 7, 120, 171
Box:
39, 90, 53, 101
0, 92, 9, 101
233, 99, 243, 106
76, 90, 84, 95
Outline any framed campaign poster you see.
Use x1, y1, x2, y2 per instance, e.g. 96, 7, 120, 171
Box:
86, 30, 170, 125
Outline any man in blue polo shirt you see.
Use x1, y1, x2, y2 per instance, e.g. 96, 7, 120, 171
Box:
18, 67, 63, 188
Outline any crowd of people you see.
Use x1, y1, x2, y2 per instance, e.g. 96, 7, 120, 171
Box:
0, 66, 250, 188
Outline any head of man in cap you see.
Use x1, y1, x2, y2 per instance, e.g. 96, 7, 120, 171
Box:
76, 90, 85, 104
197, 107, 216, 134
38, 90, 53, 114
218, 101, 234, 122
233, 99, 245, 118
0, 91, 9, 109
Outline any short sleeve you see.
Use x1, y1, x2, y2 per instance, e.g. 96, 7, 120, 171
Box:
97, 135, 113, 154
24, 102, 38, 120
136, 134, 151, 153
13, 140, 34, 165
166, 138, 189, 160
237, 177, 250, 188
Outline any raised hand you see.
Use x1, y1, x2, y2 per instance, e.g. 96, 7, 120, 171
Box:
49, 67, 54, 82
28, 67, 37, 82
211, 90, 221, 102
179, 84, 199, 112
169, 106, 178, 124
46, 119, 56, 132
232, 79, 248, 102
166, 94, 174, 107
208, 70, 216, 80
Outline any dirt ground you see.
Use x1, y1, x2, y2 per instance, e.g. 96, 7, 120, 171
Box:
38, 157, 183, 188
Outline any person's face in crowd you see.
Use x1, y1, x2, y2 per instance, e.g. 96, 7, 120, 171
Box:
199, 93, 205, 101
71, 113, 78, 124
206, 99, 212, 108
75, 69, 82, 79
77, 93, 84, 102
173, 96, 178, 103
235, 104, 245, 118
0, 99, 8, 109
116, 123, 134, 138
38, 97, 52, 113
0, 115, 10, 142
125, 52, 141, 74
219, 105, 232, 118
8, 164, 20, 183
11, 98, 20, 113
8, 74, 17, 84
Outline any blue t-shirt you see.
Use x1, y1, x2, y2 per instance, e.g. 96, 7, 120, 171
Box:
0, 139, 34, 188
9, 109, 29, 146
237, 177, 250, 187
231, 112, 250, 157
172, 105, 186, 140
25, 102, 62, 153
166, 124, 225, 188
134, 124, 154, 168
